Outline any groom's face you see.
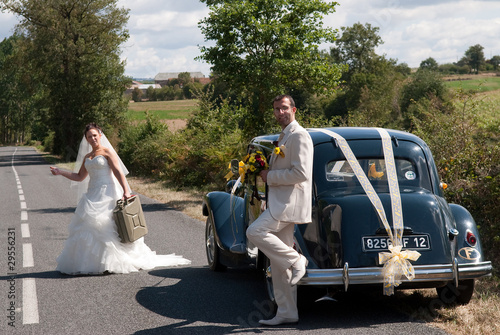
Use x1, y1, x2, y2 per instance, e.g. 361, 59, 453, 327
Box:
273, 97, 296, 130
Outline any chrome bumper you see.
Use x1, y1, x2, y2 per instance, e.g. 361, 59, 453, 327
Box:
298, 261, 492, 288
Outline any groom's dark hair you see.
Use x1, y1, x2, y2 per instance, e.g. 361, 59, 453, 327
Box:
273, 94, 295, 108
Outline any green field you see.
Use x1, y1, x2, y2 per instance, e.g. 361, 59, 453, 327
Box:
444, 75, 500, 92
126, 100, 199, 121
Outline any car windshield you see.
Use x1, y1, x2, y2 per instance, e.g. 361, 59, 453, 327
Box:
325, 158, 428, 192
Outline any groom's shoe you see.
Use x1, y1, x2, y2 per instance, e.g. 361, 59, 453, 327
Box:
290, 254, 308, 286
259, 316, 299, 326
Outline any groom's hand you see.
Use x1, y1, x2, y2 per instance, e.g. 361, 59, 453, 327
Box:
260, 170, 269, 183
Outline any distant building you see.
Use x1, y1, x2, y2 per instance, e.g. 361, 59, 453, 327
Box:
125, 81, 161, 96
154, 72, 210, 86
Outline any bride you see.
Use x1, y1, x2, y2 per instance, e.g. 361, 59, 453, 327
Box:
50, 123, 190, 275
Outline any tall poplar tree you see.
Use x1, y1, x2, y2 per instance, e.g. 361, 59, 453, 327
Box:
0, 0, 130, 157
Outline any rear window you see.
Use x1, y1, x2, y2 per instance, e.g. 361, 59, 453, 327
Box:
326, 158, 427, 192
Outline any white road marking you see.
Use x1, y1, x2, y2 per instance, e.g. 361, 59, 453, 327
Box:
22, 278, 40, 324
23, 243, 34, 267
12, 149, 40, 325
21, 224, 30, 238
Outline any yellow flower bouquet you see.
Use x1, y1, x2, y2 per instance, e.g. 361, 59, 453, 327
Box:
224, 150, 269, 205
225, 150, 268, 183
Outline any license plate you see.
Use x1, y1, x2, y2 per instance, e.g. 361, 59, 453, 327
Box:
362, 235, 431, 252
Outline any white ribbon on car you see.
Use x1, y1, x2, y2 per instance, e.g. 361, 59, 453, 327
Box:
309, 128, 420, 295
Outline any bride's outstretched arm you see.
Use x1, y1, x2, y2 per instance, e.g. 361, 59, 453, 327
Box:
50, 163, 88, 182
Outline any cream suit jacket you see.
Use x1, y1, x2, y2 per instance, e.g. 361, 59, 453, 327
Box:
267, 121, 314, 223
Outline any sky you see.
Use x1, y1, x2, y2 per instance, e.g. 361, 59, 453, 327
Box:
1, 0, 499, 79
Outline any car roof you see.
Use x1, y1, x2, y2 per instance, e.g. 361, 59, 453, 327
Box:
253, 127, 426, 147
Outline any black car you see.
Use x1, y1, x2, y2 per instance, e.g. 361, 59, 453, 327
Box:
203, 127, 492, 304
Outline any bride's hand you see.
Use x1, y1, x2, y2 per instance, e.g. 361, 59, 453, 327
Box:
50, 166, 60, 175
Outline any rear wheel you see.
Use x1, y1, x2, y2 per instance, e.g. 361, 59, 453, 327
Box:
205, 216, 226, 271
436, 279, 475, 305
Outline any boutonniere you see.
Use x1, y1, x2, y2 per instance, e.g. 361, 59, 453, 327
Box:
273, 145, 285, 158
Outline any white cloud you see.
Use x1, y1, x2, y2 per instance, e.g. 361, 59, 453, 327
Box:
1, 0, 500, 76
0, 11, 19, 39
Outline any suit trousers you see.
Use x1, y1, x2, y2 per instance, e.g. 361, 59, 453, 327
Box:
246, 209, 300, 319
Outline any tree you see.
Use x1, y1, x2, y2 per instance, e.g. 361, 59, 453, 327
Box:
177, 72, 192, 87
0, 35, 43, 144
464, 44, 485, 74
0, 0, 131, 158
489, 55, 500, 71
198, 0, 344, 136
325, 22, 408, 121
132, 87, 143, 102
330, 22, 382, 78
419, 57, 438, 72
399, 69, 449, 128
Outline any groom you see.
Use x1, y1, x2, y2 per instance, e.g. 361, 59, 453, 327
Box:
246, 94, 313, 326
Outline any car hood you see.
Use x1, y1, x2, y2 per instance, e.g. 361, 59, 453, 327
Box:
307, 188, 454, 268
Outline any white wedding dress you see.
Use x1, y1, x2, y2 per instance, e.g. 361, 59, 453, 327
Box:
56, 155, 191, 275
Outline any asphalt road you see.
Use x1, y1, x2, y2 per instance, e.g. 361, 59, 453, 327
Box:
0, 146, 449, 334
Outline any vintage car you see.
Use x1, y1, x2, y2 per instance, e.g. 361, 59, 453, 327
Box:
202, 127, 492, 304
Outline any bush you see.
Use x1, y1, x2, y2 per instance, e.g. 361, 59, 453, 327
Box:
400, 70, 450, 127
165, 91, 247, 189
43, 131, 55, 152
411, 88, 500, 273
119, 113, 172, 177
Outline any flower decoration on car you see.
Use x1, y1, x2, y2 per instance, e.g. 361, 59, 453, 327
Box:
225, 150, 268, 183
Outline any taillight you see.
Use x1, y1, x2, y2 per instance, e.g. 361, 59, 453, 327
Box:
466, 231, 477, 246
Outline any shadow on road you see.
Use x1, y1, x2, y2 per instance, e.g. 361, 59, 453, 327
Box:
134, 266, 428, 334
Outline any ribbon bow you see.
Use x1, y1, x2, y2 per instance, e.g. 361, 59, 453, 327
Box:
378, 245, 421, 295
224, 161, 249, 182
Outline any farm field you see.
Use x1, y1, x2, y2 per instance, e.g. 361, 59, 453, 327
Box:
126, 99, 199, 121
444, 73, 500, 92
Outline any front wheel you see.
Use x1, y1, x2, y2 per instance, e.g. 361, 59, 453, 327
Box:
205, 216, 226, 271
436, 279, 475, 305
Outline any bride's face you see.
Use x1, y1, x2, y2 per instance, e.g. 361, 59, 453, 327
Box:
86, 129, 101, 148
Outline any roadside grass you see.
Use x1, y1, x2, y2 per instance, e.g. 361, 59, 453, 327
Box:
127, 176, 205, 221
126, 100, 198, 121
429, 278, 500, 335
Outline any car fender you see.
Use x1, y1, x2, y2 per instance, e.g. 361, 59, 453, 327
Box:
203, 191, 246, 252
449, 204, 486, 263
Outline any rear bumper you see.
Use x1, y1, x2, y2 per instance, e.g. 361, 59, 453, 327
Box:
299, 261, 492, 287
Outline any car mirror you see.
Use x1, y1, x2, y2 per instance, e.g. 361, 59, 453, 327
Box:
230, 159, 240, 176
